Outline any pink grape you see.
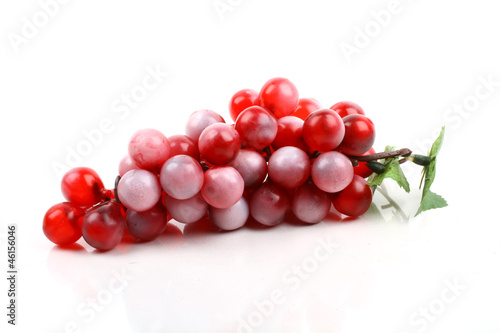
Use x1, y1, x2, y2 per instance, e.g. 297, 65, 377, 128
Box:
292, 182, 331, 224
268, 146, 310, 189
250, 182, 290, 226
118, 155, 139, 177
163, 192, 208, 224
185, 109, 225, 142
117, 169, 161, 212
160, 155, 204, 200
311, 151, 354, 193
128, 128, 170, 172
229, 149, 267, 189
201, 166, 244, 209
209, 197, 249, 231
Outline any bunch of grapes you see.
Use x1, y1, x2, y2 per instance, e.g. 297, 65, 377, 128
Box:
43, 77, 379, 251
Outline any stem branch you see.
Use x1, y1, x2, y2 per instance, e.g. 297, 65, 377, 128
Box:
348, 148, 412, 162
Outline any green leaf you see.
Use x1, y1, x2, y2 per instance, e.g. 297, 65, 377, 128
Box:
415, 127, 447, 216
415, 190, 448, 216
367, 146, 410, 193
429, 126, 445, 157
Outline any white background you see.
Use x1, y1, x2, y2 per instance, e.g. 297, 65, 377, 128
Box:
1, 0, 500, 332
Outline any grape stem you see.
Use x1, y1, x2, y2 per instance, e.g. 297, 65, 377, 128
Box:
347, 148, 412, 162
114, 176, 121, 203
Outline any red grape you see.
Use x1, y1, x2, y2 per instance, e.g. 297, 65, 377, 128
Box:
168, 134, 200, 160
337, 114, 375, 156
291, 97, 322, 120
259, 77, 299, 118
330, 101, 365, 118
61, 167, 106, 208
125, 202, 168, 241
82, 200, 126, 251
303, 109, 345, 152
271, 116, 309, 152
229, 89, 259, 121
43, 202, 84, 245
331, 175, 372, 216
198, 123, 240, 165
354, 147, 376, 178
235, 106, 278, 150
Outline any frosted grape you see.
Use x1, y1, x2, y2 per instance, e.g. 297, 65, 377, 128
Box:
160, 155, 204, 200
292, 182, 331, 224
117, 169, 161, 212
250, 182, 290, 226
209, 197, 249, 231
311, 151, 354, 193
268, 146, 310, 189
229, 149, 267, 189
128, 128, 170, 172
163, 192, 208, 224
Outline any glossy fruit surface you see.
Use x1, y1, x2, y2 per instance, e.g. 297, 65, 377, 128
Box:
229, 89, 259, 121
303, 109, 345, 152
235, 106, 278, 150
198, 123, 240, 165
168, 134, 200, 160
330, 101, 365, 118
291, 97, 322, 120
43, 202, 84, 245
61, 167, 105, 208
259, 77, 299, 118
271, 116, 309, 152
82, 200, 126, 251
331, 175, 372, 216
337, 114, 375, 156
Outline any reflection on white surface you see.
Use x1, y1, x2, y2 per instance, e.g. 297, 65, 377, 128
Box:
39, 189, 410, 332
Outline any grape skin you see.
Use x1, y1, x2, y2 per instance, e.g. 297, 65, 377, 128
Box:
311, 151, 354, 193
160, 155, 204, 200
118, 169, 162, 212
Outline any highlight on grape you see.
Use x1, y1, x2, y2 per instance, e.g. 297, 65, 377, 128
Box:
43, 77, 447, 251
